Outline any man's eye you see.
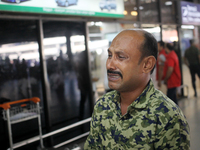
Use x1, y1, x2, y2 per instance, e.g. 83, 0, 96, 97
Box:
118, 55, 125, 59
108, 54, 112, 58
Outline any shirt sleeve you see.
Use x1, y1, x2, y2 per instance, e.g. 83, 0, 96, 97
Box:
166, 57, 175, 67
154, 114, 190, 150
158, 54, 166, 65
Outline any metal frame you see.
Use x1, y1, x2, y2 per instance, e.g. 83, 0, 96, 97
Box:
0, 98, 44, 150
4, 117, 91, 149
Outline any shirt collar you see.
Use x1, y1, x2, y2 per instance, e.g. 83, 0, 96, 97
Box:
129, 79, 155, 109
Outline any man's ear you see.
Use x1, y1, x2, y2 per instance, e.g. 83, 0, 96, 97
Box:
142, 56, 156, 73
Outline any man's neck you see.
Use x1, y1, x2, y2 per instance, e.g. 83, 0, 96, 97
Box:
120, 88, 143, 106
119, 79, 150, 115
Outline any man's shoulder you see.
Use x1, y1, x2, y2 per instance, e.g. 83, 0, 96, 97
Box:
149, 90, 183, 118
185, 46, 198, 53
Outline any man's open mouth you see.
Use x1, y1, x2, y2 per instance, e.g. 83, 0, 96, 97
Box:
107, 70, 123, 80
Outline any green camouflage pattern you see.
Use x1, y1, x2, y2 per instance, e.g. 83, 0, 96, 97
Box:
84, 80, 190, 150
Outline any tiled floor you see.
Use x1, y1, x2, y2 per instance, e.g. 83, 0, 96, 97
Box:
179, 97, 200, 150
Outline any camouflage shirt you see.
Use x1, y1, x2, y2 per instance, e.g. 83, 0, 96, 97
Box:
84, 80, 190, 150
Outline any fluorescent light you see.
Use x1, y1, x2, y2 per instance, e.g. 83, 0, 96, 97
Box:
133, 6, 143, 10
143, 27, 161, 33
139, 6, 144, 10
90, 22, 95, 26
95, 22, 102, 26
181, 25, 194, 29
165, 1, 172, 6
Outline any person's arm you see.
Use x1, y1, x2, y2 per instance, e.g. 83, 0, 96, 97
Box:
157, 54, 166, 87
154, 115, 190, 149
158, 65, 164, 87
164, 66, 173, 85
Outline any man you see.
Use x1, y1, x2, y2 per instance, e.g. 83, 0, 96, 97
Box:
156, 41, 167, 92
184, 39, 200, 97
84, 29, 190, 149
163, 43, 181, 105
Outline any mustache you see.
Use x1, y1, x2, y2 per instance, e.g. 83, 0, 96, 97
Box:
107, 70, 123, 79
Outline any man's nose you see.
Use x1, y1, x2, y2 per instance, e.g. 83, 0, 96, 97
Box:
106, 57, 116, 70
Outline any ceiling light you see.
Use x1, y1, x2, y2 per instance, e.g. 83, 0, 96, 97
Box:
181, 25, 194, 29
139, 6, 144, 10
165, 1, 172, 6
95, 22, 102, 26
123, 10, 128, 15
131, 11, 138, 16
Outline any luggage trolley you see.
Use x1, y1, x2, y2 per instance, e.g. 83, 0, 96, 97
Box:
0, 97, 44, 150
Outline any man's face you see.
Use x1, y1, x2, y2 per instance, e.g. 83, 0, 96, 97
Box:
106, 31, 145, 92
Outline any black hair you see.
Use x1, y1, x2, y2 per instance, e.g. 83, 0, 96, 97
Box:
157, 40, 165, 47
139, 30, 158, 74
189, 39, 194, 45
166, 43, 174, 51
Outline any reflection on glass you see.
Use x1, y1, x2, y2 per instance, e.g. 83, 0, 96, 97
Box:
0, 20, 43, 149
43, 21, 92, 130
140, 0, 159, 23
162, 25, 178, 43
161, 0, 176, 24
120, 0, 137, 21
142, 24, 161, 41
89, 40, 110, 101
0, 21, 42, 102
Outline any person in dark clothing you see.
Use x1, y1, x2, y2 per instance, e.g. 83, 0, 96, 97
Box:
184, 39, 200, 97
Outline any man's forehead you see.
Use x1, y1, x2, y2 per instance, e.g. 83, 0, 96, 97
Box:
110, 30, 144, 49
115, 30, 144, 42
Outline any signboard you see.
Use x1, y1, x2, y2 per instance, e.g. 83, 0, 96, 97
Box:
0, 0, 124, 18
181, 1, 200, 25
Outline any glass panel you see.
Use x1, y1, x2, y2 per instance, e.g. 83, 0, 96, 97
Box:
162, 25, 178, 43
179, 27, 194, 57
43, 21, 92, 129
87, 22, 124, 100
141, 24, 161, 88
0, 19, 43, 149
142, 24, 161, 41
140, 0, 157, 4
161, 0, 177, 24
140, 0, 159, 23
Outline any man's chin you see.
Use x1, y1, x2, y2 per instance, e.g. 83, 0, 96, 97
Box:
108, 83, 119, 91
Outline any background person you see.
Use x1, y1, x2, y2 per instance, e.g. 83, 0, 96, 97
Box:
84, 29, 190, 149
164, 43, 181, 105
184, 39, 200, 97
156, 41, 168, 94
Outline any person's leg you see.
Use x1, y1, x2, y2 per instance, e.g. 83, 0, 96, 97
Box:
189, 66, 197, 97
167, 87, 178, 105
